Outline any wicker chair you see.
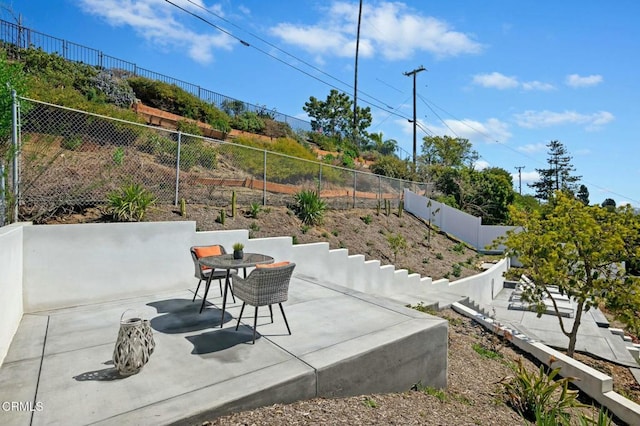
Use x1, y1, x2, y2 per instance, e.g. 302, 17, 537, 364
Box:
231, 262, 295, 344
190, 245, 235, 313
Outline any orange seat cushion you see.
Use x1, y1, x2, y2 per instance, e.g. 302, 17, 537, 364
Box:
194, 246, 223, 270
256, 261, 290, 269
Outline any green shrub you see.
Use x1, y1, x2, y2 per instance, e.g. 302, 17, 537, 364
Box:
452, 263, 462, 277
361, 214, 372, 225
387, 233, 407, 263
472, 343, 502, 360
293, 189, 326, 225
62, 135, 82, 150
501, 357, 582, 423
107, 183, 156, 222
230, 111, 265, 134
249, 202, 262, 219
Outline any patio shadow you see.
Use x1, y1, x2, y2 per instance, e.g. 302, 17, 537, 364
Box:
186, 327, 257, 355
147, 299, 232, 333
73, 361, 131, 381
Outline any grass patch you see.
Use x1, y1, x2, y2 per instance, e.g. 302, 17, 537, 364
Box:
472, 343, 503, 360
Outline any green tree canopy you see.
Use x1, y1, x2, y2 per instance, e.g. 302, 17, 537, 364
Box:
303, 89, 372, 147
497, 191, 640, 356
419, 135, 478, 170
435, 166, 514, 225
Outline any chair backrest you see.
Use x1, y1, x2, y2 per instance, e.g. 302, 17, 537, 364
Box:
190, 245, 227, 279
244, 262, 296, 306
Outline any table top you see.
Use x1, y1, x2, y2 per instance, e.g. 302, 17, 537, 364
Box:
198, 253, 274, 270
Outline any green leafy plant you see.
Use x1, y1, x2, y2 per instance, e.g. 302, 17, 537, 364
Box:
249, 222, 260, 232
362, 396, 377, 408
411, 302, 438, 315
107, 183, 155, 222
451, 242, 466, 253
387, 233, 407, 263
435, 252, 444, 260
62, 135, 82, 150
301, 224, 310, 234
249, 202, 262, 219
501, 357, 582, 423
472, 343, 503, 360
452, 263, 462, 277
112, 147, 125, 165
232, 242, 244, 251
412, 382, 448, 402
361, 214, 372, 225
293, 190, 326, 225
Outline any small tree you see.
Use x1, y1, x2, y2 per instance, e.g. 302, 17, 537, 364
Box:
529, 140, 581, 201
303, 89, 372, 148
497, 191, 640, 357
576, 184, 590, 205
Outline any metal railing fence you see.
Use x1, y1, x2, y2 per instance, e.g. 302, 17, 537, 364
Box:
7, 97, 430, 223
0, 18, 311, 133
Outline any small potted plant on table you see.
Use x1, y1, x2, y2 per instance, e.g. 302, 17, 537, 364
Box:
232, 242, 244, 259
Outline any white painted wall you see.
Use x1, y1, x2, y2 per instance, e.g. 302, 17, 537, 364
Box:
404, 189, 516, 251
0, 223, 27, 366
22, 221, 197, 311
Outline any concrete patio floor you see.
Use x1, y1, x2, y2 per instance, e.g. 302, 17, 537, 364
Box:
0, 274, 447, 426
488, 288, 639, 367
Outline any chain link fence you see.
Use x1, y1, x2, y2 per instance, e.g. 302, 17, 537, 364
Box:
5, 97, 430, 224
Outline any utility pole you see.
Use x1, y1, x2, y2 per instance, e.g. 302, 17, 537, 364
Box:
403, 66, 426, 169
352, 0, 363, 149
515, 165, 525, 195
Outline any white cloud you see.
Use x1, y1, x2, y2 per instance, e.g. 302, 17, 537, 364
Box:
472, 72, 518, 89
517, 171, 539, 184
398, 117, 511, 145
566, 74, 603, 88
472, 73, 554, 91
474, 159, 490, 170
522, 80, 555, 91
77, 0, 235, 64
270, 1, 483, 61
514, 110, 614, 131
517, 143, 546, 154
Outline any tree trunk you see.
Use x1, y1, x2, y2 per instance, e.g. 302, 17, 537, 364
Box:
566, 303, 584, 357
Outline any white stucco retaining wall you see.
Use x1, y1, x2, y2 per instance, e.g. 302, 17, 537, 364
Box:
404, 189, 515, 251
0, 223, 27, 366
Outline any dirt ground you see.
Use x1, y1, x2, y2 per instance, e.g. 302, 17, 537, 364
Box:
43, 202, 639, 425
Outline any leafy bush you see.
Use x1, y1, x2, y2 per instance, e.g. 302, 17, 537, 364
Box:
387, 233, 407, 263
370, 155, 413, 180
230, 111, 265, 134
249, 202, 262, 218
501, 357, 582, 423
293, 189, 326, 225
87, 69, 135, 108
126, 76, 230, 128
107, 183, 156, 222
61, 135, 82, 150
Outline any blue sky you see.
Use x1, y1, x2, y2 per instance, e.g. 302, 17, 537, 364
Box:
9, 0, 640, 206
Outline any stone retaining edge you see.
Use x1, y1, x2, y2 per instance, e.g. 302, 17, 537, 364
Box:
451, 302, 640, 425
